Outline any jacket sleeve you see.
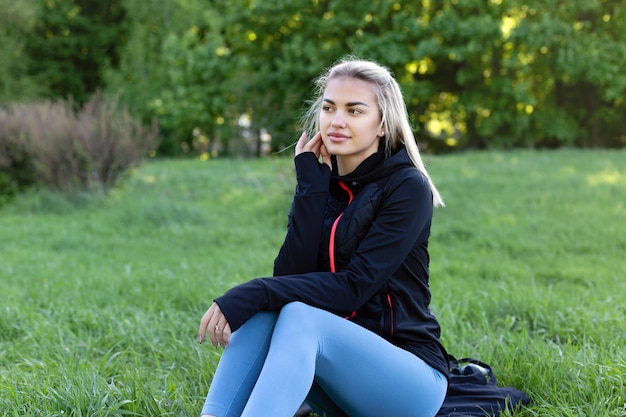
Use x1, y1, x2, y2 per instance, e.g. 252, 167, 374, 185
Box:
272, 152, 331, 276
216, 169, 432, 332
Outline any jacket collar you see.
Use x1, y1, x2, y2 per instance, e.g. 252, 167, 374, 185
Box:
332, 143, 410, 189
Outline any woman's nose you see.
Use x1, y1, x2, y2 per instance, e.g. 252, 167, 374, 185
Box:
331, 112, 346, 128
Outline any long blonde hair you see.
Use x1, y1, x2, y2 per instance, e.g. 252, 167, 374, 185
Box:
301, 57, 444, 207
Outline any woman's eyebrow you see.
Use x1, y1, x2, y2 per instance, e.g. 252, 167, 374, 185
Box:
323, 98, 370, 107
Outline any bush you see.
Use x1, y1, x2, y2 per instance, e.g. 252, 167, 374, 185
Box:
0, 92, 159, 196
0, 107, 37, 204
0, 172, 18, 207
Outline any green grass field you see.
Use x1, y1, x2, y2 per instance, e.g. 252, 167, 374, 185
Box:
1, 149, 625, 416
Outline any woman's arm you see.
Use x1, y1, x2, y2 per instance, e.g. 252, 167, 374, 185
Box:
217, 169, 433, 332
273, 132, 331, 276
200, 133, 330, 344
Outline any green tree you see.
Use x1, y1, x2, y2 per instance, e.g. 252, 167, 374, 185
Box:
101, 0, 626, 153
153, 15, 236, 156
511, 0, 626, 147
23, 0, 128, 104
105, 0, 208, 124
0, 0, 43, 103
229, 0, 626, 150
215, 0, 425, 152
396, 1, 537, 150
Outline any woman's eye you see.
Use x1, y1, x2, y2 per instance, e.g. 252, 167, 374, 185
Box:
322, 105, 332, 112
349, 108, 362, 114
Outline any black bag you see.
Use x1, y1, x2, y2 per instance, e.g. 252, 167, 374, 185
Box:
436, 356, 531, 417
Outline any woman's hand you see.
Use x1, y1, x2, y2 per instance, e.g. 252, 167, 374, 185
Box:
198, 302, 232, 348
295, 131, 331, 169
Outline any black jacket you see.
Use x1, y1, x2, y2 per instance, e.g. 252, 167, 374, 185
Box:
215, 147, 449, 380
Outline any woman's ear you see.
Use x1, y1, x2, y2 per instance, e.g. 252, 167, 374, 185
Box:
378, 122, 386, 137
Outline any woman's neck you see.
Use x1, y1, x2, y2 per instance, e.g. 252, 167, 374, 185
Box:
336, 151, 378, 176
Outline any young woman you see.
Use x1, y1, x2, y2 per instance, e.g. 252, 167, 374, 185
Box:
198, 58, 448, 417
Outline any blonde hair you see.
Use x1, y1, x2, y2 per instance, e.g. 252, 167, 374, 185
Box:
301, 57, 444, 207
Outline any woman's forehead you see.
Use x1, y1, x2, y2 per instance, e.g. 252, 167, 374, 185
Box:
323, 76, 377, 104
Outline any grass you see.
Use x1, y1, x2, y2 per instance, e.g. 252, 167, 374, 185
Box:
0, 149, 624, 416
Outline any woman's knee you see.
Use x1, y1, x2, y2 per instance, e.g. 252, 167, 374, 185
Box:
229, 311, 278, 346
276, 301, 319, 334
280, 301, 310, 316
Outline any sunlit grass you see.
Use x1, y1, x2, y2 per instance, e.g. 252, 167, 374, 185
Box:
429, 149, 626, 416
0, 150, 624, 416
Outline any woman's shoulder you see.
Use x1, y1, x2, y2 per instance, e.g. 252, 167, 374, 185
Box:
381, 148, 428, 181
381, 162, 430, 194
374, 160, 433, 212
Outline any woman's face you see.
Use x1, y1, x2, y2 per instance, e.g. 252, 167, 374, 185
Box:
319, 76, 384, 175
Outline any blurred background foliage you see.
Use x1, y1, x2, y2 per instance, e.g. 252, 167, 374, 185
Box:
1, 0, 625, 157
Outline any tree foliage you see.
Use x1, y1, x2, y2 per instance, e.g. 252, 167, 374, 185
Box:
145, 0, 625, 153
22, 0, 128, 105
152, 8, 237, 156
3, 0, 625, 154
103, 0, 209, 125
510, 0, 626, 147
0, 0, 42, 102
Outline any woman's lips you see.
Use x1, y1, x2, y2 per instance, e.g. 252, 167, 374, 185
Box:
328, 132, 350, 142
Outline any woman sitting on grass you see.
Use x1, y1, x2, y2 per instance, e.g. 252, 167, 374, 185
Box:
198, 57, 449, 417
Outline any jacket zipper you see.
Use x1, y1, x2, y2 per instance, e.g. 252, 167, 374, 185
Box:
329, 181, 356, 319
329, 181, 353, 273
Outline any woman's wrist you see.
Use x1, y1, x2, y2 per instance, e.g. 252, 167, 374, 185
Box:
295, 152, 331, 194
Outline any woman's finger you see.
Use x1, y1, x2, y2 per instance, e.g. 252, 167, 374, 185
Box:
294, 131, 308, 156
215, 320, 231, 347
199, 303, 232, 348
320, 142, 331, 168
304, 132, 322, 156
213, 317, 225, 345
198, 307, 214, 344
199, 302, 221, 346
222, 323, 232, 346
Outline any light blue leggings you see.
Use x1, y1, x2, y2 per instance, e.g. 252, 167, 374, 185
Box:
201, 302, 447, 417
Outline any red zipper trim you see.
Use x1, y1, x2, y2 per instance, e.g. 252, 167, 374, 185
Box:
329, 181, 356, 320
387, 293, 395, 336
329, 181, 353, 273
328, 213, 344, 273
